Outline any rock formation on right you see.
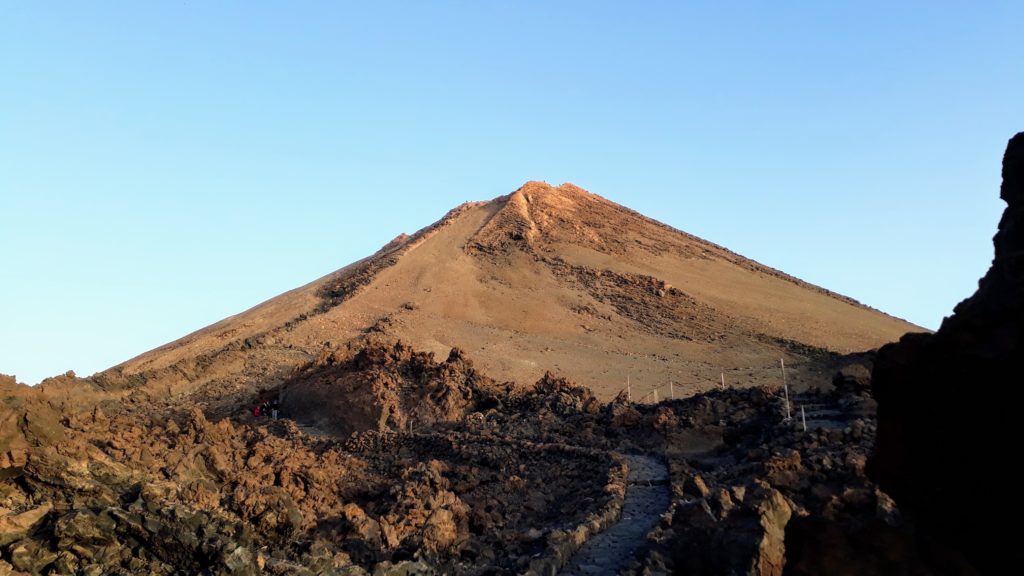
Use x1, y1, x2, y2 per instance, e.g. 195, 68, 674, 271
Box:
869, 132, 1024, 572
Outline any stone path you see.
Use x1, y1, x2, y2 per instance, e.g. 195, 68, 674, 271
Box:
790, 393, 847, 430
295, 422, 326, 436
560, 454, 671, 575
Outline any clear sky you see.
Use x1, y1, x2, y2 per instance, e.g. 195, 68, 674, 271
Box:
1, 2, 1021, 384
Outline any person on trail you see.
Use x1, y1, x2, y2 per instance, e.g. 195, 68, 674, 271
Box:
271, 402, 279, 420
253, 404, 261, 417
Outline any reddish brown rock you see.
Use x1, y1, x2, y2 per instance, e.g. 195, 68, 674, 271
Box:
279, 342, 508, 437
0, 504, 52, 548
752, 489, 791, 576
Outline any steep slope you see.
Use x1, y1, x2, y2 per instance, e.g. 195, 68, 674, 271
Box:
100, 182, 920, 403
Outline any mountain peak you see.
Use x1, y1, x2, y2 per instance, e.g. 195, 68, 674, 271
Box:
101, 182, 920, 405
514, 180, 553, 195
512, 181, 592, 198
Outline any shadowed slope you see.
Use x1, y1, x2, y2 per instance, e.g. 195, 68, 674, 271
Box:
869, 132, 1024, 572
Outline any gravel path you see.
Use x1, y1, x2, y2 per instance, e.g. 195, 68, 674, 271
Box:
560, 454, 671, 575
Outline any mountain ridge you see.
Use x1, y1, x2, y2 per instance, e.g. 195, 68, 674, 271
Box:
91, 181, 920, 408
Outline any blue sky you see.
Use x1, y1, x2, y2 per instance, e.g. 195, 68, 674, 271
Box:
1, 2, 1020, 384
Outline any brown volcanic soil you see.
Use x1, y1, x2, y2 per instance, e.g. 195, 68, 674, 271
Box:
94, 182, 919, 407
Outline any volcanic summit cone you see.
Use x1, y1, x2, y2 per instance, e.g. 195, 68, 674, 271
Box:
99, 182, 919, 405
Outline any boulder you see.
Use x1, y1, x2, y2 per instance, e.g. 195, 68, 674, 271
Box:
8, 539, 58, 574
53, 510, 115, 548
0, 504, 52, 547
750, 489, 792, 576
683, 474, 711, 499
421, 509, 459, 553
832, 364, 871, 395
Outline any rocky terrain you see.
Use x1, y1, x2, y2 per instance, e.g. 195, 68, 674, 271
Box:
0, 338, 1003, 576
1, 345, 629, 575
6, 134, 1020, 574
2, 339, 902, 576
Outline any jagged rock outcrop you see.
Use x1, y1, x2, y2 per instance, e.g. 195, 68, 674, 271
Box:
279, 342, 511, 436
0, 375, 69, 465
2, 342, 634, 575
611, 379, 946, 576
5, 333, 964, 575
869, 132, 1024, 571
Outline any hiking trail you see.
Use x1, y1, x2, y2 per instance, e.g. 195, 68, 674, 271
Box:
560, 453, 671, 575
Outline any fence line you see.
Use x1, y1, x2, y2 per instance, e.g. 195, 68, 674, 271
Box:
615, 357, 820, 405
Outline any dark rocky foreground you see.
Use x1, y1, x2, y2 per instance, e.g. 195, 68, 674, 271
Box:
4, 132, 1021, 574
869, 132, 1024, 572
2, 340, 934, 575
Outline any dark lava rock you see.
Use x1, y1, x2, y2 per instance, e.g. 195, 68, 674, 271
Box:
869, 132, 1024, 572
